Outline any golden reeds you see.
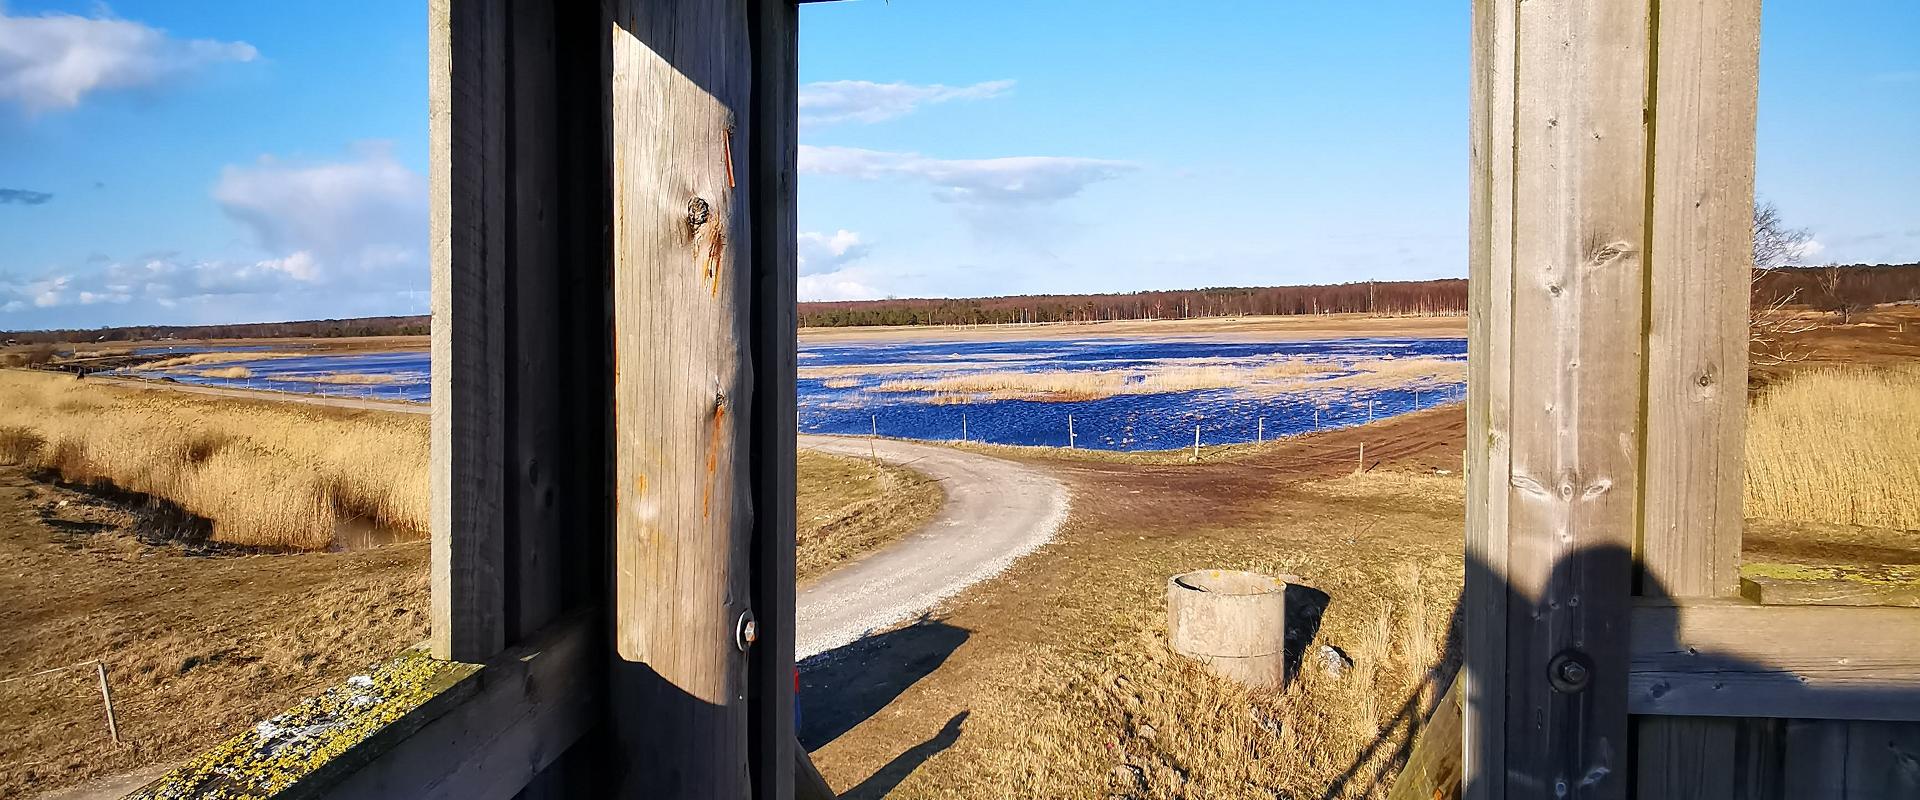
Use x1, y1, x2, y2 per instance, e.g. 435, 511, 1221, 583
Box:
0, 370, 427, 550
1745, 364, 1920, 530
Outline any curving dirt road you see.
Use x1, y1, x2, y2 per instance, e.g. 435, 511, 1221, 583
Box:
795, 435, 1070, 660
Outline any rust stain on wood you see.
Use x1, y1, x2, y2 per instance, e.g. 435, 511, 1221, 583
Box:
702, 402, 725, 518
708, 231, 726, 298
723, 126, 736, 188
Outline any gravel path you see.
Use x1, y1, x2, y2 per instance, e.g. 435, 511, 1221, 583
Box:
794, 435, 1070, 660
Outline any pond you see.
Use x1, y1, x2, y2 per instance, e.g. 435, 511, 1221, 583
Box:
127, 335, 1466, 451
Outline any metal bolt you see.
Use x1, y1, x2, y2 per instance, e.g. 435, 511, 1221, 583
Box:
735, 611, 757, 652
1547, 649, 1593, 693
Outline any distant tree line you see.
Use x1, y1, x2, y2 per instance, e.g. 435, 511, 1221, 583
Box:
798, 280, 1472, 328
4, 264, 1915, 342
1751, 264, 1920, 320
1, 315, 430, 344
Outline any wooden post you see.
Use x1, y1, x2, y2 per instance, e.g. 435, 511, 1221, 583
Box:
1367, 398, 1374, 424
95, 661, 119, 745
1357, 442, 1365, 474
1314, 408, 1320, 430
1465, 0, 1659, 796
1192, 424, 1201, 461
1068, 414, 1076, 449
1630, 0, 1765, 794
746, 0, 799, 793
609, 0, 759, 794
1257, 416, 1264, 444
961, 411, 967, 442
870, 414, 878, 461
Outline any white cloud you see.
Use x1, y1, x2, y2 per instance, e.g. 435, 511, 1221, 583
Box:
800, 79, 1013, 126
799, 267, 886, 302
799, 145, 1135, 206
1797, 238, 1826, 261
3, 146, 428, 326
213, 142, 427, 274
798, 229, 870, 276
0, 8, 257, 112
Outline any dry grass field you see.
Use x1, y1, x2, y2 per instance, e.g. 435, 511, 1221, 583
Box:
1746, 364, 1920, 530
0, 370, 429, 551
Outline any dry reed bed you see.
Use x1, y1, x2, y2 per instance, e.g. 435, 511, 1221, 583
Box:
0, 370, 427, 550
869, 357, 1463, 402
140, 351, 306, 370
1746, 364, 1920, 530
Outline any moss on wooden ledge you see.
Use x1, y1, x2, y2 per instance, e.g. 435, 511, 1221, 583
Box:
130, 649, 480, 800
1742, 561, 1920, 587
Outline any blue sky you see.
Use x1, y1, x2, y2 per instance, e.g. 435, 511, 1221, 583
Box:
1, 1, 1915, 329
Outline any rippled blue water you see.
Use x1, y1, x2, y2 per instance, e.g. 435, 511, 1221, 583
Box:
133, 335, 1465, 451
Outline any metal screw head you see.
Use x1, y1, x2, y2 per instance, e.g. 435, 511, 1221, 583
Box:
735, 611, 757, 652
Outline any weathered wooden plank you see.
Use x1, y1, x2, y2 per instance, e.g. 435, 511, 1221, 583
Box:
1740, 575, 1920, 608
1630, 601, 1920, 721
505, 0, 564, 644
1462, 0, 1515, 795
1783, 720, 1920, 799
322, 613, 600, 800
1471, 0, 1653, 796
429, 0, 509, 663
1630, 0, 1764, 791
747, 0, 799, 797
609, 0, 757, 795
1634, 716, 1782, 800
1389, 673, 1465, 800
1638, 0, 1759, 606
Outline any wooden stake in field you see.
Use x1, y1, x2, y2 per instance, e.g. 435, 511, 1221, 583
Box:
1067, 414, 1077, 449
1193, 424, 1202, 461
95, 661, 119, 745
1314, 408, 1321, 430
961, 411, 967, 443
869, 414, 878, 462
1368, 398, 1375, 424
1257, 416, 1264, 444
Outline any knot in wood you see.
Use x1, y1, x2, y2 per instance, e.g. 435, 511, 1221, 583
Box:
686, 197, 712, 231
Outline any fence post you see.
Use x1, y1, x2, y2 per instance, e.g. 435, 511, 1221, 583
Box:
1357, 442, 1365, 474
961, 411, 967, 442
1257, 416, 1264, 444
1068, 414, 1076, 449
1193, 424, 1201, 461
95, 660, 119, 745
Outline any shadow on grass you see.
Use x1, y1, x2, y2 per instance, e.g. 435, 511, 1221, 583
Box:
798, 616, 970, 751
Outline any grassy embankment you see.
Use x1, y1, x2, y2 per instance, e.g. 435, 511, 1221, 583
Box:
0, 369, 939, 569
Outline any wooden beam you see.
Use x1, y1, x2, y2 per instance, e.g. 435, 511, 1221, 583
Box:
320, 613, 599, 800
429, 0, 509, 663
1630, 0, 1764, 793
1740, 575, 1920, 608
747, 0, 800, 797
1462, 0, 1515, 793
1466, 0, 1652, 796
1389, 674, 1465, 800
609, 0, 758, 795
1629, 601, 1920, 721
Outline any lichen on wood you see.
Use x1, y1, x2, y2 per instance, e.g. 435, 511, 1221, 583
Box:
129, 649, 479, 800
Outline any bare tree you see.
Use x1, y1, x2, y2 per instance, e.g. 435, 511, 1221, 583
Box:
1749, 201, 1818, 366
